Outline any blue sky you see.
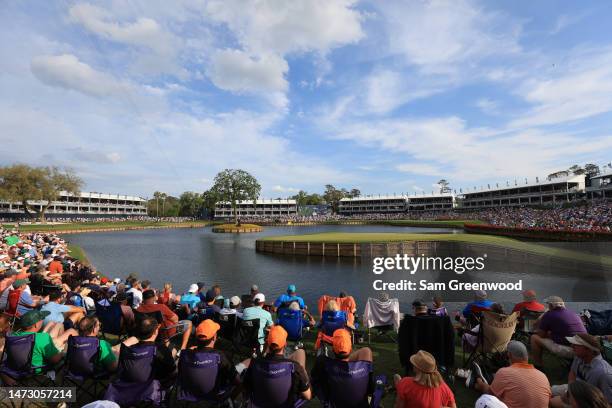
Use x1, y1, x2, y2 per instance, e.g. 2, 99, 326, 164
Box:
1, 0, 612, 198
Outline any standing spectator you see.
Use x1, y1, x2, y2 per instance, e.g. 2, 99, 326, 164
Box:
530, 296, 586, 368
471, 340, 551, 408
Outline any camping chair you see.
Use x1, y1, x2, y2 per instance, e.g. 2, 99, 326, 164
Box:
0, 333, 55, 389
95, 302, 126, 343
277, 308, 305, 349
62, 336, 111, 402
134, 310, 182, 344
317, 295, 359, 329
1, 289, 23, 334
173, 349, 236, 406
314, 358, 386, 408
398, 315, 455, 376
193, 305, 217, 326
247, 359, 306, 408
215, 312, 237, 342
315, 310, 349, 352
104, 343, 165, 406
233, 318, 262, 358
513, 309, 544, 344
362, 297, 400, 343
463, 311, 518, 369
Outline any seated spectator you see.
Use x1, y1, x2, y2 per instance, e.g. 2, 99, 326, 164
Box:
530, 296, 587, 367
75, 316, 118, 372
129, 315, 177, 386
219, 296, 243, 317
41, 289, 85, 329
462, 290, 494, 319
470, 340, 551, 408
288, 301, 315, 328
463, 303, 505, 351
137, 289, 192, 351
394, 350, 456, 408
113, 292, 135, 331
273, 284, 306, 311
429, 295, 448, 317
512, 290, 545, 316
126, 279, 143, 308
13, 278, 45, 316
568, 380, 610, 408
158, 283, 173, 305
244, 325, 311, 404
412, 299, 429, 316
242, 293, 273, 345
311, 328, 374, 407
212, 284, 223, 301
550, 333, 612, 407
179, 283, 201, 311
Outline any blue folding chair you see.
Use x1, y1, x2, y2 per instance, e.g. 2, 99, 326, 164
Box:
277, 309, 305, 348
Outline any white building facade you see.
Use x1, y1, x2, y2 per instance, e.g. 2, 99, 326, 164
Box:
214, 199, 298, 219
338, 194, 455, 215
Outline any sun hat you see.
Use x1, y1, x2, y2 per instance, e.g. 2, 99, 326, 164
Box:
253, 293, 265, 304
287, 284, 296, 293
230, 296, 241, 307
410, 350, 437, 374
19, 310, 51, 328
188, 283, 198, 293
267, 325, 288, 349
566, 333, 600, 353
196, 319, 220, 340
332, 328, 352, 355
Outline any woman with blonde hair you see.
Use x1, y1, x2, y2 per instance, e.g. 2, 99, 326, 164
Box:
394, 350, 456, 408
325, 299, 339, 312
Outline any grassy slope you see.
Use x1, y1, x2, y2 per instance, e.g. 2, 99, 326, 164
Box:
67, 243, 90, 265
260, 232, 612, 267
2, 220, 211, 232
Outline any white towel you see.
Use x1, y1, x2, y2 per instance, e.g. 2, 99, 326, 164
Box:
363, 297, 400, 331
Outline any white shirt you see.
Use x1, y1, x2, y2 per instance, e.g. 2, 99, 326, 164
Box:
127, 288, 143, 308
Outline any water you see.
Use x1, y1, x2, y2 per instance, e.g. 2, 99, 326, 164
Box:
64, 225, 612, 312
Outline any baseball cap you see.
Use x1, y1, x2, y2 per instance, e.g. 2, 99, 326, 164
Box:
205, 289, 216, 302
522, 290, 537, 301
566, 333, 600, 353
19, 310, 51, 328
332, 328, 352, 355
545, 296, 564, 308
113, 278, 121, 284
253, 293, 265, 304
251, 284, 259, 292
196, 319, 220, 340
100, 277, 109, 285
475, 290, 487, 300
412, 299, 426, 308
287, 284, 296, 293
267, 325, 288, 349
13, 278, 30, 287
188, 283, 198, 293
475, 394, 509, 408
230, 296, 241, 307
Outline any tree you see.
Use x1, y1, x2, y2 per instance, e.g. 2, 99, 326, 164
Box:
201, 190, 219, 219
437, 179, 451, 194
178, 192, 203, 217
584, 163, 600, 177
547, 170, 569, 180
349, 188, 361, 198
568, 164, 585, 175
210, 169, 261, 224
292, 190, 308, 208
323, 184, 347, 214
0, 164, 82, 222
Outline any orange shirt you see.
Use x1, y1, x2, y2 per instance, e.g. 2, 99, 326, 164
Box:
490, 362, 551, 408
49, 260, 63, 274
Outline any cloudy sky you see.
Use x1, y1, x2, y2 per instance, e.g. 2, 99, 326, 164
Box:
2, 0, 612, 198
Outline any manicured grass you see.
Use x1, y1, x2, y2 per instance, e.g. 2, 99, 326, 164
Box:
370, 219, 485, 228
67, 244, 90, 265
212, 223, 263, 232
2, 220, 212, 232
260, 232, 612, 267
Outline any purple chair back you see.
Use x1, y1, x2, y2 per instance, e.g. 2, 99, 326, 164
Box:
177, 350, 224, 402
0, 334, 35, 379
321, 311, 348, 337
66, 336, 100, 380
320, 359, 372, 407
248, 360, 296, 408
117, 343, 156, 383
277, 309, 304, 341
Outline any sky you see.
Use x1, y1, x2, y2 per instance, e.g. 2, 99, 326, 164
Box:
2, 0, 612, 199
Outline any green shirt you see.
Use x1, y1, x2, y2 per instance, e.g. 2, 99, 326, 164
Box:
5, 236, 19, 246
98, 338, 116, 368
14, 331, 60, 373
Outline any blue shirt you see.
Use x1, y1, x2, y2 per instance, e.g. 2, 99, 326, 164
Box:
41, 302, 71, 326
179, 293, 200, 310
17, 291, 34, 315
462, 299, 494, 317
273, 294, 305, 309
242, 306, 273, 344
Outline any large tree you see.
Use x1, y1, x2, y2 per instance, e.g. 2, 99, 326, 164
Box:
323, 184, 347, 214
437, 179, 451, 194
0, 164, 82, 222
178, 191, 204, 217
210, 169, 261, 224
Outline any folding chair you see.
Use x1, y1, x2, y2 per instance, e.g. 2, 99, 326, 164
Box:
1, 289, 23, 334
233, 318, 261, 358
95, 302, 126, 343
463, 311, 518, 369
134, 310, 183, 344
315, 311, 349, 352
0, 334, 55, 390
247, 359, 306, 407
215, 312, 237, 341
62, 336, 111, 402
173, 349, 236, 406
362, 297, 400, 343
277, 308, 305, 349
104, 343, 164, 406
513, 309, 544, 344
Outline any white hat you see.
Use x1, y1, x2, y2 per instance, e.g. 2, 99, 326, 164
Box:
113, 278, 121, 284
253, 293, 265, 303
188, 283, 199, 293
475, 394, 508, 408
230, 296, 241, 306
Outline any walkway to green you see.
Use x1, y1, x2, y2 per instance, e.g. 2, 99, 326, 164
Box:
260, 232, 612, 267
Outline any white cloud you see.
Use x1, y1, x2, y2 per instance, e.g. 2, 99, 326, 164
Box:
208, 50, 289, 108
396, 163, 444, 176
475, 98, 499, 115
31, 54, 129, 98
272, 185, 299, 193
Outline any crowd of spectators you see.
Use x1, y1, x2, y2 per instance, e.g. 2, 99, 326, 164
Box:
1, 227, 612, 407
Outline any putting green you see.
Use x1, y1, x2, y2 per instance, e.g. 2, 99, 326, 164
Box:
260, 232, 612, 267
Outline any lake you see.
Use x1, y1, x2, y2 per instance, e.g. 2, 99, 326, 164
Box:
64, 225, 612, 312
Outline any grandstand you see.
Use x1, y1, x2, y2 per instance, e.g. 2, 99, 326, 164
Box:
459, 174, 585, 209
0, 191, 147, 219
587, 168, 612, 199
214, 198, 298, 220
338, 193, 454, 215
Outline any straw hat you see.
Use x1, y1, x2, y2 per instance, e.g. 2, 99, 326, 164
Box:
410, 350, 437, 374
